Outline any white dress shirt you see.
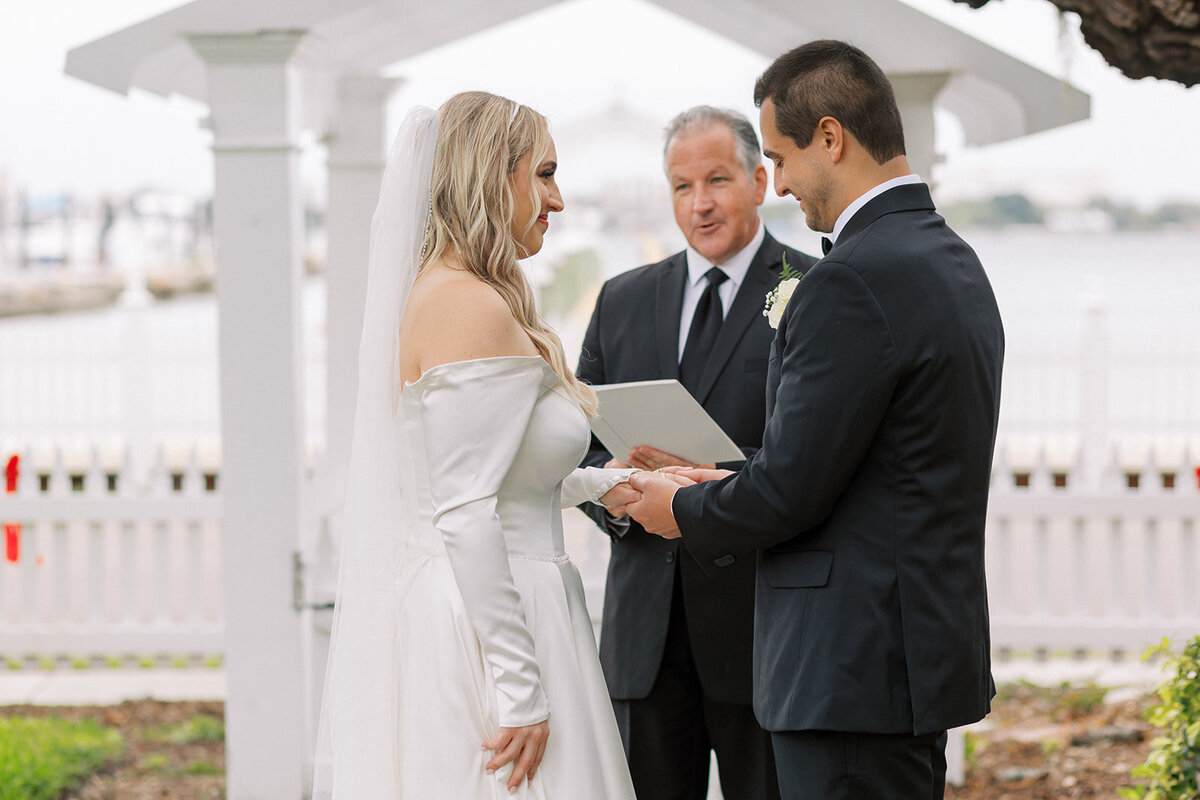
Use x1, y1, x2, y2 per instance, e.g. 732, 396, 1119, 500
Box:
678, 220, 766, 362
829, 174, 922, 246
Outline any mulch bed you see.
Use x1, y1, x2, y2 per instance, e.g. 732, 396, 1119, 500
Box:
0, 683, 1161, 799
947, 682, 1157, 799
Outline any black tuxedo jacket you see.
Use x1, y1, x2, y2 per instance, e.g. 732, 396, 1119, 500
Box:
673, 185, 1004, 735
577, 231, 816, 704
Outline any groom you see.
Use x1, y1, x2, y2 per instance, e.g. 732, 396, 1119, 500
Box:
627, 40, 1004, 799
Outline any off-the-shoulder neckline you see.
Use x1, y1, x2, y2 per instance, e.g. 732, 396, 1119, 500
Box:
403, 354, 553, 390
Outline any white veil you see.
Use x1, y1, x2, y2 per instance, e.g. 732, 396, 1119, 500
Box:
311, 105, 438, 799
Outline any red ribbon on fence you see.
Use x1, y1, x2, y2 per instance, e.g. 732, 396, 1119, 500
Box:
4, 455, 19, 564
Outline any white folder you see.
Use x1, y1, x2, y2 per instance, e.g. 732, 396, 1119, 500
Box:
589, 379, 746, 465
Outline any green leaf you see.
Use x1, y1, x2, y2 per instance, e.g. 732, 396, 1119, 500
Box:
779, 252, 804, 282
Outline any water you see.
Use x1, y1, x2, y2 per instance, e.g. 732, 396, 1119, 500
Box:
1, 230, 1198, 459
0, 280, 328, 452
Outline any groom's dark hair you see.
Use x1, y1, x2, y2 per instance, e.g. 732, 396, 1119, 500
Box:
754, 40, 906, 165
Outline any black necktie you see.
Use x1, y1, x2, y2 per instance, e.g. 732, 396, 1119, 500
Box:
821, 236, 833, 255
679, 267, 728, 394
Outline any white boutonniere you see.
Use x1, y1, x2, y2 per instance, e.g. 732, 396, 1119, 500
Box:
763, 252, 805, 330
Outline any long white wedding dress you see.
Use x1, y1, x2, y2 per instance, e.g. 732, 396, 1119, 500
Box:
388, 354, 637, 799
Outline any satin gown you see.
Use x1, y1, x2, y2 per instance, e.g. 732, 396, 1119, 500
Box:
392, 355, 636, 799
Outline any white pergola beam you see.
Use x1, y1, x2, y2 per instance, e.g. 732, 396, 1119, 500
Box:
66, 0, 1089, 150
652, 0, 1090, 146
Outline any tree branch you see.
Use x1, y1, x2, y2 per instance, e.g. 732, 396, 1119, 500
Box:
950, 0, 1200, 86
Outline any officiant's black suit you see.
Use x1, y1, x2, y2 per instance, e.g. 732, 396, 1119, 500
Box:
673, 184, 1004, 796
577, 230, 815, 800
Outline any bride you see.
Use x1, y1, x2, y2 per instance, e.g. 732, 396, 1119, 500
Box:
311, 91, 640, 798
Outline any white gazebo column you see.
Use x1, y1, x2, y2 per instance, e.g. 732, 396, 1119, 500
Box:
305, 71, 400, 762
187, 31, 309, 800
323, 75, 401, 489
889, 72, 951, 185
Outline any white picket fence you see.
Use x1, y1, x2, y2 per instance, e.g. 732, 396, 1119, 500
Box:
987, 448, 1200, 658
2, 439, 1199, 664
0, 443, 222, 664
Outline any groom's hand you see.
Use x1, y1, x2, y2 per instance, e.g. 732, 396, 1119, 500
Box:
626, 471, 694, 538
599, 482, 641, 518
627, 445, 715, 472
668, 467, 734, 484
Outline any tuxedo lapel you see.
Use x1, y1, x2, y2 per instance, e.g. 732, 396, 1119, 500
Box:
690, 233, 784, 405
655, 253, 688, 378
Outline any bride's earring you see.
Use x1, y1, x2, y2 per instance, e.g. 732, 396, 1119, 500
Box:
419, 192, 433, 262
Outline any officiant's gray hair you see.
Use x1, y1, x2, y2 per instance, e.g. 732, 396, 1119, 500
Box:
663, 106, 762, 178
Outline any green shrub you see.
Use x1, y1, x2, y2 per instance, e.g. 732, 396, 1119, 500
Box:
963, 729, 987, 768
0, 716, 124, 800
1054, 679, 1108, 717
1120, 635, 1200, 799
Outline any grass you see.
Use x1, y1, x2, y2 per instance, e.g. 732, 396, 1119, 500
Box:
3, 653, 225, 671
184, 760, 221, 775
137, 753, 170, 773
0, 716, 124, 800
145, 714, 225, 745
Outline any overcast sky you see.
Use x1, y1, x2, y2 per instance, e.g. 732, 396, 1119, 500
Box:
2, 0, 1197, 209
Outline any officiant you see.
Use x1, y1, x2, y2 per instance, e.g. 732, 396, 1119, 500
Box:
576, 106, 816, 800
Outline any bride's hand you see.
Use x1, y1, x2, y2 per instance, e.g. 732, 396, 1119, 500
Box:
482, 720, 550, 791
600, 482, 641, 518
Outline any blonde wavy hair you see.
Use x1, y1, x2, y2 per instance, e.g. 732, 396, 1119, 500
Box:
420, 91, 597, 416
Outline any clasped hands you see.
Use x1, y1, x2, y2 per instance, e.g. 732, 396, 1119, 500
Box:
597, 446, 733, 538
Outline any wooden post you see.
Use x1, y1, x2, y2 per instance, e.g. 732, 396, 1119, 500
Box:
186, 31, 309, 800
889, 72, 951, 186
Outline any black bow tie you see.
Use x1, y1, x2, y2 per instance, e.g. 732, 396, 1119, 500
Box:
821, 237, 833, 256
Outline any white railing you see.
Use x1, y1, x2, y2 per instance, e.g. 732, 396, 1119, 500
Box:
4, 439, 1198, 662
0, 443, 222, 664
986, 444, 1200, 658
4, 439, 1198, 791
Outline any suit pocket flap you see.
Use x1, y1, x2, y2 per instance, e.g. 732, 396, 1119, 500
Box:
765, 549, 833, 588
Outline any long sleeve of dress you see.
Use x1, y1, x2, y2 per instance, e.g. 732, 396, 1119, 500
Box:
417, 357, 556, 728
559, 466, 637, 509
